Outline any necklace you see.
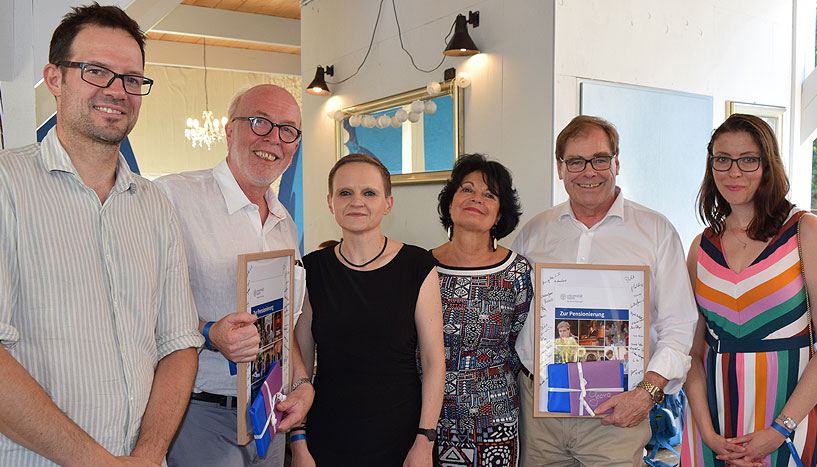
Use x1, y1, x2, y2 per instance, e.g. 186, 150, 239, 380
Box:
339, 236, 388, 268
728, 228, 748, 249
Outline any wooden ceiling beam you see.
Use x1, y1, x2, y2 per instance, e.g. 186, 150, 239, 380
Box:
145, 39, 300, 75
150, 4, 300, 49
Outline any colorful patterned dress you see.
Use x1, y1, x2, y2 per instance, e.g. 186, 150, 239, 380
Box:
680, 211, 817, 467
435, 251, 532, 467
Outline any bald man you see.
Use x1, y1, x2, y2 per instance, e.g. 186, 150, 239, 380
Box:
155, 85, 313, 467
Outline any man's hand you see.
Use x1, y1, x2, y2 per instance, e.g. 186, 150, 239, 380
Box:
595, 386, 653, 427
276, 382, 314, 431
207, 312, 260, 362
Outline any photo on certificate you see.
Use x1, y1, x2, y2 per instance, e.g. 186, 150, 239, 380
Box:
236, 249, 295, 445
533, 263, 650, 418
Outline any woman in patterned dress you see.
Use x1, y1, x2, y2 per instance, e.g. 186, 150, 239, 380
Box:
680, 114, 817, 467
432, 154, 532, 467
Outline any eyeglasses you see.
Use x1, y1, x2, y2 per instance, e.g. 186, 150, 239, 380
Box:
56, 61, 153, 96
709, 155, 761, 172
560, 155, 615, 173
231, 116, 302, 144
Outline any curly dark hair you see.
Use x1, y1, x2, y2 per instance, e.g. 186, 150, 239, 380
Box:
437, 154, 522, 240
49, 2, 146, 66
697, 113, 792, 241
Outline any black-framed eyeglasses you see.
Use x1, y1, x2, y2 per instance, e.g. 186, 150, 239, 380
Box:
56, 61, 153, 96
559, 154, 616, 173
231, 116, 302, 143
709, 155, 761, 172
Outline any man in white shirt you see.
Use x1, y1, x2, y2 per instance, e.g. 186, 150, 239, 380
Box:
512, 115, 698, 465
155, 85, 313, 467
0, 5, 202, 466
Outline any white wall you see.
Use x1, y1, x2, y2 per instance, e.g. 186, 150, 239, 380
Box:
0, 0, 129, 149
129, 64, 301, 179
300, 0, 555, 252
553, 0, 795, 249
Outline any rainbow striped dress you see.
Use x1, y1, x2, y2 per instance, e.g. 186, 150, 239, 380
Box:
680, 211, 816, 467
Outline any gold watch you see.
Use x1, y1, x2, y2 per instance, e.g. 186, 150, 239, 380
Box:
636, 380, 665, 405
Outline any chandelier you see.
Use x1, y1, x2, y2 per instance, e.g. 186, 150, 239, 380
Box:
185, 111, 227, 149
184, 38, 227, 149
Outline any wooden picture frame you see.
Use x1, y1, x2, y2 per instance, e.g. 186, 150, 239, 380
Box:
334, 79, 464, 185
726, 101, 785, 155
236, 249, 295, 444
532, 263, 650, 418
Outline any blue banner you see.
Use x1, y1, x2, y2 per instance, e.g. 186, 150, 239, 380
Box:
252, 298, 283, 317
555, 308, 629, 321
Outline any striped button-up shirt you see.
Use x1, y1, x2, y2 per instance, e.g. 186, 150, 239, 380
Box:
0, 128, 203, 465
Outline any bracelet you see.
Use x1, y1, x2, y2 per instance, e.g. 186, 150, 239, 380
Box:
770, 421, 804, 467
202, 321, 216, 351
770, 421, 792, 438
291, 377, 312, 392
290, 433, 307, 442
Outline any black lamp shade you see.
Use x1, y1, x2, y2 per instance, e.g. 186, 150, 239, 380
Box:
444, 14, 480, 56
306, 66, 330, 96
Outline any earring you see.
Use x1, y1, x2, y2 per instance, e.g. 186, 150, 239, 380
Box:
447, 225, 454, 241
490, 226, 498, 251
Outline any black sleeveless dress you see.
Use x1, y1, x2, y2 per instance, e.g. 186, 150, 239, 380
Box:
304, 244, 437, 466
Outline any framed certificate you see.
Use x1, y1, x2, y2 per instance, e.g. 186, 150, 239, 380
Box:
236, 250, 295, 444
532, 263, 650, 418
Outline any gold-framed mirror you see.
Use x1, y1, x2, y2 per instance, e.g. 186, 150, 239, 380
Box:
334, 79, 463, 185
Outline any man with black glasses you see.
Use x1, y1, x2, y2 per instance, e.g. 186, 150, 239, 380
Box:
0, 4, 202, 466
511, 115, 698, 465
155, 84, 314, 467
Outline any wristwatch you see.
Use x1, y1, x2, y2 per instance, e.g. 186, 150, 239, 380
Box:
636, 380, 665, 405
417, 428, 436, 442
776, 413, 797, 431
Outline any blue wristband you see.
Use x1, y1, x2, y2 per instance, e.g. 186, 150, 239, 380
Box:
770, 421, 803, 467
290, 433, 306, 442
202, 321, 215, 351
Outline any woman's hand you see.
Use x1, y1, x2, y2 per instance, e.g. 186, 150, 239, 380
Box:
698, 429, 754, 465
403, 436, 434, 467
290, 438, 316, 467
718, 427, 786, 466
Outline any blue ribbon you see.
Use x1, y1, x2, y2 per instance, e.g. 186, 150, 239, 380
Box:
770, 421, 803, 467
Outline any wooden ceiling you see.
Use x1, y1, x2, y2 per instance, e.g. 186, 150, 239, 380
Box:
180, 0, 300, 19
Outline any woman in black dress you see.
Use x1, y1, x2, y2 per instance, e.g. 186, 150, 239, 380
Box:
294, 153, 445, 466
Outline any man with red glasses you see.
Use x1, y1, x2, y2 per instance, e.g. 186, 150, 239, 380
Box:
155, 84, 314, 467
0, 4, 201, 466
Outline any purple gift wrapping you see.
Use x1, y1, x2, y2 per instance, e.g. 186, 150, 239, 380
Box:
550, 360, 624, 416
249, 361, 285, 456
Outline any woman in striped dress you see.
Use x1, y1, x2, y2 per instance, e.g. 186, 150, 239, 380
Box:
680, 114, 817, 467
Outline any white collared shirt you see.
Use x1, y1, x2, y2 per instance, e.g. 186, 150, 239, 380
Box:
155, 160, 303, 395
511, 188, 698, 394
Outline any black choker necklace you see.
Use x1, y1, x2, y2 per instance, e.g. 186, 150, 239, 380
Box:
339, 236, 388, 268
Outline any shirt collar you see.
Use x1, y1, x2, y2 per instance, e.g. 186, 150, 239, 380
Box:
41, 126, 137, 194
213, 158, 285, 220
559, 186, 624, 227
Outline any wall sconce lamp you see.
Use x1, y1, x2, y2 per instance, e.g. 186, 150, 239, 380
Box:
443, 11, 480, 56
306, 65, 334, 95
